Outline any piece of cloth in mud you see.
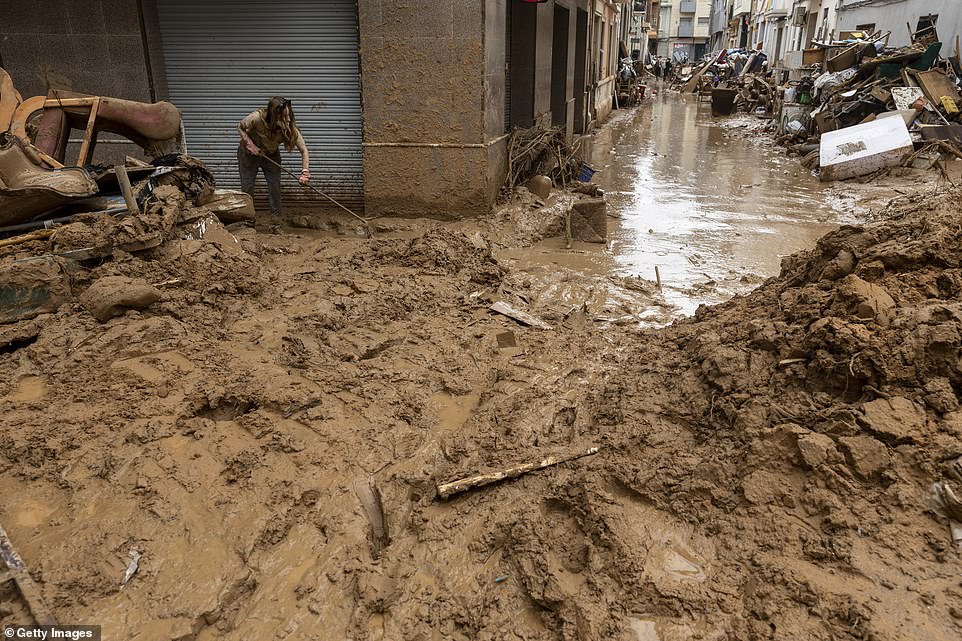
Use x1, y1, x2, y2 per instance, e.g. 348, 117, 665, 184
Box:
239, 109, 304, 155
237, 145, 282, 217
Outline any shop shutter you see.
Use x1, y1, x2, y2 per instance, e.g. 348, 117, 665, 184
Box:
155, 0, 363, 209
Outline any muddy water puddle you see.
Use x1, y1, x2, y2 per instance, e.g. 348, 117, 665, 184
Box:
506, 88, 862, 321
630, 616, 717, 641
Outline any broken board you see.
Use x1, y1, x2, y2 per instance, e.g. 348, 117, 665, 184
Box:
915, 69, 961, 107
490, 301, 551, 330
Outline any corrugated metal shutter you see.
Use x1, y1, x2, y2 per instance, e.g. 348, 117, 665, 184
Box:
155, 0, 363, 209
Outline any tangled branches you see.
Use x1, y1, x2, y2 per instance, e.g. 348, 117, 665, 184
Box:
502, 125, 585, 198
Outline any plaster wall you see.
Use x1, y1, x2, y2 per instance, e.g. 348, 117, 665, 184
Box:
0, 0, 151, 101
359, 0, 589, 218
359, 0, 494, 218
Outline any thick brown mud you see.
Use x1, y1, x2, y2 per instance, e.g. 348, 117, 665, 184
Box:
2, 110, 961, 641
513, 89, 868, 317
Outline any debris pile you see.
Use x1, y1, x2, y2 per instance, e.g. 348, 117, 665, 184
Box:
502, 125, 587, 196
0, 66, 261, 327
676, 48, 772, 115
500, 124, 610, 247
3, 161, 960, 639
711, 26, 962, 182
341, 186, 962, 640
616, 57, 645, 108
0, 66, 253, 238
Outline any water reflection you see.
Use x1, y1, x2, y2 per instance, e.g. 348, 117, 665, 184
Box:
585, 87, 855, 315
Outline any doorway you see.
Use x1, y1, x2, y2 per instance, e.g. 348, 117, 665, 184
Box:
508, 0, 537, 128
574, 8, 588, 133
551, 5, 570, 128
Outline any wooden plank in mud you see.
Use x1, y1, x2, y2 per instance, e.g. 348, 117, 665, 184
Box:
0, 521, 57, 625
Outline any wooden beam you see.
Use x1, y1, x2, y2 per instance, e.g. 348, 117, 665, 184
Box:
33, 148, 64, 169
0, 229, 55, 249
0, 522, 57, 626
41, 97, 98, 108
114, 165, 140, 215
437, 447, 600, 499
76, 97, 100, 166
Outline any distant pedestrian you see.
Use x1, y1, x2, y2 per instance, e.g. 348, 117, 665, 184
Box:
237, 96, 311, 231
654, 59, 662, 79
664, 59, 673, 80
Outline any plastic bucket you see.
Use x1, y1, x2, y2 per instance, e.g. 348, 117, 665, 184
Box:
578, 164, 597, 182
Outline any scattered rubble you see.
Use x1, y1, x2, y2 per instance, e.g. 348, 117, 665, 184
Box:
705, 28, 962, 183
1, 134, 961, 638
2, 38, 962, 641
0, 67, 253, 247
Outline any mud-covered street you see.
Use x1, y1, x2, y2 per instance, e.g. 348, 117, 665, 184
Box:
503, 88, 865, 318
2, 111, 962, 639
3, 2, 962, 640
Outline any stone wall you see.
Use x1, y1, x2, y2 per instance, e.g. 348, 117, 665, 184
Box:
359, 0, 498, 218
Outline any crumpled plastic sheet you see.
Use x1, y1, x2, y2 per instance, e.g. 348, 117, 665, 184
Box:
814, 67, 859, 97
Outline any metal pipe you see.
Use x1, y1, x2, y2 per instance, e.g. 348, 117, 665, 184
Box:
0, 208, 126, 236
363, 133, 511, 148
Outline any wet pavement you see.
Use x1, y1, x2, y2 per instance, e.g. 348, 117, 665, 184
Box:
502, 85, 862, 320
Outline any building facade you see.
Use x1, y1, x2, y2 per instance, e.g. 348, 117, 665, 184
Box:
648, 1, 663, 54
620, 1, 654, 59
659, 0, 713, 62
708, 0, 954, 67
0, 0, 625, 219
709, 0, 729, 51
837, 0, 961, 48
746, 0, 822, 65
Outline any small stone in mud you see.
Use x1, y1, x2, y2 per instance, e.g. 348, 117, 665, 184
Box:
820, 250, 856, 281
923, 378, 959, 414
838, 274, 895, 324
79, 276, 162, 322
838, 435, 890, 480
748, 320, 779, 352
860, 397, 925, 443
796, 433, 839, 468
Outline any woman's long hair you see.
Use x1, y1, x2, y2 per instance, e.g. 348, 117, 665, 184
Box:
264, 96, 299, 151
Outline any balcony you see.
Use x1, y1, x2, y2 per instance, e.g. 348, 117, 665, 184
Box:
680, 1, 696, 13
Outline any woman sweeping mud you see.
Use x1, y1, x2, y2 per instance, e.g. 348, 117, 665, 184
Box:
237, 97, 311, 232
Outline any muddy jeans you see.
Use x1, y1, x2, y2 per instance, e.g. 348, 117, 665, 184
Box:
237, 145, 283, 217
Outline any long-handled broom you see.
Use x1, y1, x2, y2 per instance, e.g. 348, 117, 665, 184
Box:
258, 154, 374, 238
